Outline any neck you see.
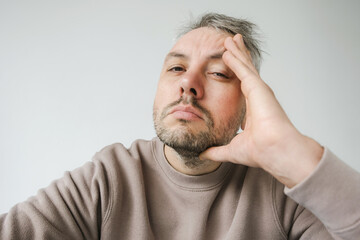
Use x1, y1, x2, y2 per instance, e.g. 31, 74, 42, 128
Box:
164, 145, 221, 175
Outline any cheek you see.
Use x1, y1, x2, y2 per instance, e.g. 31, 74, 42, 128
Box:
153, 81, 178, 111
209, 88, 244, 125
153, 91, 165, 113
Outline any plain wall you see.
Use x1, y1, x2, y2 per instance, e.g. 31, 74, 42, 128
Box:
1, 0, 359, 214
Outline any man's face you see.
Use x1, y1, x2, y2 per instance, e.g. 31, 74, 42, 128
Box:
153, 27, 245, 157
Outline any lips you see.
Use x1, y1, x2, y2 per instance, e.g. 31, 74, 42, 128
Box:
169, 105, 204, 120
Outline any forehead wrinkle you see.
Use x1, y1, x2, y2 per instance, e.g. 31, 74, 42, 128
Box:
165, 50, 225, 65
168, 28, 228, 62
165, 52, 189, 63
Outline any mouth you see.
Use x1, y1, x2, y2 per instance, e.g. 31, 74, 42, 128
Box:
169, 105, 204, 121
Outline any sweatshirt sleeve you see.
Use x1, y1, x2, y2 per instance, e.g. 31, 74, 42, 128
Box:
0, 157, 112, 240
284, 147, 360, 239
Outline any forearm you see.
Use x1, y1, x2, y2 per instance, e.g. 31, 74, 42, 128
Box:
285, 148, 360, 239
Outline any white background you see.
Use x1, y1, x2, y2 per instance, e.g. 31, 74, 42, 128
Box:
1, 0, 359, 214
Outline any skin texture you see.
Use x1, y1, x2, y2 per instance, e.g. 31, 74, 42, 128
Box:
154, 27, 323, 188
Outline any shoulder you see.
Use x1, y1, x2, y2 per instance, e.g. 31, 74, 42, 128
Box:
93, 138, 155, 164
89, 138, 162, 182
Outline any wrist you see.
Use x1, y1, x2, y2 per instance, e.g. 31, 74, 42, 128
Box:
268, 134, 324, 188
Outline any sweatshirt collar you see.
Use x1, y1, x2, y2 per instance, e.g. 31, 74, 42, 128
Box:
152, 137, 233, 191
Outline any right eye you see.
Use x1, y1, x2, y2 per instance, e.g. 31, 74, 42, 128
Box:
168, 66, 185, 72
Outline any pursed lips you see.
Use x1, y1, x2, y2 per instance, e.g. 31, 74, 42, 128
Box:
169, 105, 204, 120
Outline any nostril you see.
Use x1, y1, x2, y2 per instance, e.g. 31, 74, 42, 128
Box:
190, 88, 197, 96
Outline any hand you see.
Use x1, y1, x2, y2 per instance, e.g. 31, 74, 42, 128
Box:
199, 34, 324, 188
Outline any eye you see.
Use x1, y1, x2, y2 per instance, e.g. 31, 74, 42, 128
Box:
212, 72, 229, 79
168, 66, 186, 72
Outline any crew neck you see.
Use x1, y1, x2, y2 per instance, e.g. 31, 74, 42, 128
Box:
151, 137, 233, 191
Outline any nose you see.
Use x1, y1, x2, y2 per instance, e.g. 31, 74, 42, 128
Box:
179, 71, 204, 100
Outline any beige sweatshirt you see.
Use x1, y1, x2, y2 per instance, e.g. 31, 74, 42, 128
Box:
1, 138, 359, 239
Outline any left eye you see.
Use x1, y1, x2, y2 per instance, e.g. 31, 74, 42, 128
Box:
212, 72, 229, 79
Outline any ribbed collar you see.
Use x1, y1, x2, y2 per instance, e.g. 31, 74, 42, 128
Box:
151, 137, 233, 191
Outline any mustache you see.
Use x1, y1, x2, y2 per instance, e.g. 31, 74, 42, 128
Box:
161, 96, 214, 128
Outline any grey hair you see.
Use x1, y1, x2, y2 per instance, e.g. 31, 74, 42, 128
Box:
178, 13, 263, 72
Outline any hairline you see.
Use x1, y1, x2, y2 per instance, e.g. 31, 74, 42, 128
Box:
175, 13, 263, 72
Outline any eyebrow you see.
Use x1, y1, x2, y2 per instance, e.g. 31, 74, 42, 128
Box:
165, 52, 188, 62
208, 52, 224, 59
165, 51, 225, 62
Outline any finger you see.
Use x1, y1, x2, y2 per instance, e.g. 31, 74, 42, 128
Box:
224, 49, 266, 91
233, 34, 251, 59
224, 36, 256, 72
223, 50, 257, 85
233, 34, 257, 72
224, 37, 251, 67
223, 51, 282, 119
200, 138, 259, 167
199, 145, 232, 163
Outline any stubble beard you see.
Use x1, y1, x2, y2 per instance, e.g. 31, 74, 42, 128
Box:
153, 96, 245, 168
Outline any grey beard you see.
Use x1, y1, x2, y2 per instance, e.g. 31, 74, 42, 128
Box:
155, 118, 218, 168
153, 96, 244, 168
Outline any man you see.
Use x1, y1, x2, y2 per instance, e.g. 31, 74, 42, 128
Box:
1, 13, 359, 239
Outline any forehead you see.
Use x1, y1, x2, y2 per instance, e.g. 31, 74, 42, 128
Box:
169, 27, 231, 56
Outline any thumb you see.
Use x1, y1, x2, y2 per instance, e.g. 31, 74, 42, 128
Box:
199, 145, 232, 163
